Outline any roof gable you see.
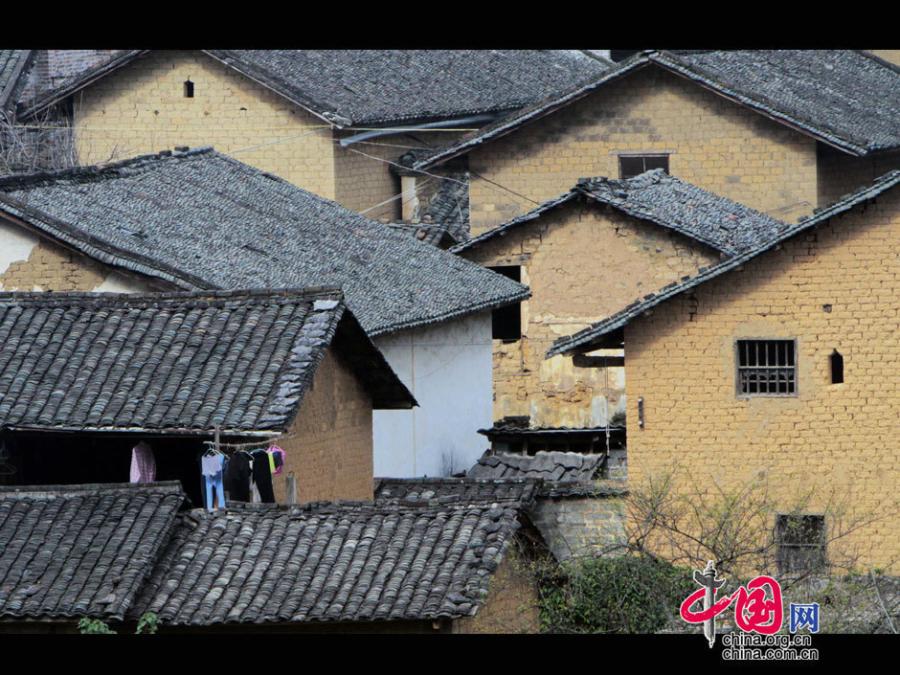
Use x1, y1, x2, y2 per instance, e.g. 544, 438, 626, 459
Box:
20, 50, 610, 127
0, 148, 528, 336
0, 482, 184, 622
452, 169, 789, 257
415, 50, 900, 169
0, 289, 414, 435
0, 50, 34, 114
548, 169, 900, 357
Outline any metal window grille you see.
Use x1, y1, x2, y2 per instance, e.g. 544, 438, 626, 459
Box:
776, 515, 827, 575
737, 339, 796, 396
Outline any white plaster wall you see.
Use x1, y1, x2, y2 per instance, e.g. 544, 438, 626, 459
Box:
0, 220, 40, 288
373, 310, 493, 477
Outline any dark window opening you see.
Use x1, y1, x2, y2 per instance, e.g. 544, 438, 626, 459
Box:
610, 50, 641, 63
489, 266, 522, 341
619, 154, 669, 179
184, 80, 195, 98
1, 431, 205, 505
776, 515, 827, 575
737, 339, 796, 396
830, 350, 844, 384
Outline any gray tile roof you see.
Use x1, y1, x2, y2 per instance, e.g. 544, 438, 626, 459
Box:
0, 50, 33, 113
671, 50, 900, 155
0, 147, 529, 336
21, 50, 610, 127
0, 482, 184, 622
548, 169, 900, 357
0, 289, 414, 435
415, 50, 900, 169
374, 477, 540, 505
131, 499, 528, 625
452, 169, 789, 257
468, 451, 605, 483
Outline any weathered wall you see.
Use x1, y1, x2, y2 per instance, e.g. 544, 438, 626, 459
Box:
332, 129, 472, 224
452, 547, 541, 634
278, 347, 374, 504
461, 200, 719, 426
333, 136, 402, 222
373, 311, 493, 477
72, 50, 338, 200
529, 493, 627, 561
817, 145, 900, 208
466, 66, 821, 234
623, 188, 900, 572
0, 218, 154, 292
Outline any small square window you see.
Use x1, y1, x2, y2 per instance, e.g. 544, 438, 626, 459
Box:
737, 339, 796, 396
619, 154, 669, 179
776, 515, 826, 575
489, 266, 522, 342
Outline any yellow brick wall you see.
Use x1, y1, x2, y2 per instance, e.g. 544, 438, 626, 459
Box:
452, 548, 541, 634
72, 50, 338, 200
466, 66, 820, 234
868, 50, 900, 66
277, 347, 374, 504
462, 200, 719, 425
623, 189, 900, 572
332, 134, 403, 222
0, 238, 106, 290
817, 145, 900, 208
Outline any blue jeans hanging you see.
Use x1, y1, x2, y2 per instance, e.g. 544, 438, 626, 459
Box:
201, 453, 226, 511
204, 471, 226, 511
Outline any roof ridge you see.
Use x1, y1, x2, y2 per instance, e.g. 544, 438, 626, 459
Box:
0, 480, 185, 495
374, 476, 538, 484
0, 146, 215, 191
455, 169, 786, 257
0, 287, 345, 306
188, 498, 525, 518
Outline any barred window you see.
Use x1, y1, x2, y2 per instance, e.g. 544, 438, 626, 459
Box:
736, 339, 796, 396
619, 154, 669, 179
776, 515, 826, 575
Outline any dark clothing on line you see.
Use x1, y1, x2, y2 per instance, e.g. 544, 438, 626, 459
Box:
224, 452, 252, 502
252, 449, 275, 503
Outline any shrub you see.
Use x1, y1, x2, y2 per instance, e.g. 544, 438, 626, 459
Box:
537, 555, 694, 634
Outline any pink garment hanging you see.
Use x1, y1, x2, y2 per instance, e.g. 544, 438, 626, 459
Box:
130, 441, 156, 483
268, 445, 286, 476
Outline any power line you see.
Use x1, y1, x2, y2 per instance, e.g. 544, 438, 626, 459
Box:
342, 144, 540, 212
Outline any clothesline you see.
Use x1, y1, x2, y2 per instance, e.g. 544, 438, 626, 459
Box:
202, 433, 297, 452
